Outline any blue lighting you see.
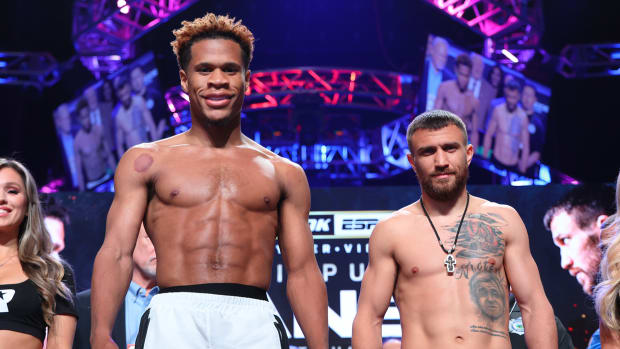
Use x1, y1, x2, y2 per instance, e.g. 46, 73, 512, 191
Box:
0, 61, 6, 68
608, 68, 620, 76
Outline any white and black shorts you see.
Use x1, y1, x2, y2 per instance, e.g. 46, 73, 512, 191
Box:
135, 283, 288, 349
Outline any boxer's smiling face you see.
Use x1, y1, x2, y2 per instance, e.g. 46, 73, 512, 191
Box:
180, 38, 250, 126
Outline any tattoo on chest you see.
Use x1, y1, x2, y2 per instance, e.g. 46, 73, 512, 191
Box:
443, 213, 506, 259
469, 270, 509, 339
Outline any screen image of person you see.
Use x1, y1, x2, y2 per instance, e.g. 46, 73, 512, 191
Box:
544, 184, 616, 348
482, 79, 529, 173
74, 98, 116, 192
420, 36, 453, 112
434, 53, 480, 149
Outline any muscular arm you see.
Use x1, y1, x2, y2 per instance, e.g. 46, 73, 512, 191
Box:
352, 221, 397, 349
483, 108, 499, 159
46, 314, 77, 349
90, 148, 150, 348
503, 207, 557, 348
278, 162, 328, 349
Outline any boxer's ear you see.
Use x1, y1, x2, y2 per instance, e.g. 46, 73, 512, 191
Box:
407, 153, 417, 174
180, 70, 188, 93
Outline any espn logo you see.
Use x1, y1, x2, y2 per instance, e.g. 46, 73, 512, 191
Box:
308, 215, 334, 235
341, 218, 379, 231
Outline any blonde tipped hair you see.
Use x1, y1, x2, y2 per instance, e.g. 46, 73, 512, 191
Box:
594, 169, 620, 330
171, 13, 255, 71
0, 158, 72, 326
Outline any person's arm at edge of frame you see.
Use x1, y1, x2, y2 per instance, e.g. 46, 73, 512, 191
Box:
90, 147, 150, 349
503, 206, 557, 348
278, 162, 328, 349
46, 314, 78, 349
352, 220, 398, 349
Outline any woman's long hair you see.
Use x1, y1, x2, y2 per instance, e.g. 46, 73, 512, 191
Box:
594, 170, 620, 330
0, 158, 72, 326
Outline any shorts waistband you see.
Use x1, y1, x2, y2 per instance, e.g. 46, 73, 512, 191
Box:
158, 283, 268, 301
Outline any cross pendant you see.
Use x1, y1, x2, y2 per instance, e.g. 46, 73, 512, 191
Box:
444, 254, 456, 274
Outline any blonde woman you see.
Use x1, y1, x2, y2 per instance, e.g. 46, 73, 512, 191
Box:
594, 171, 620, 348
0, 158, 77, 349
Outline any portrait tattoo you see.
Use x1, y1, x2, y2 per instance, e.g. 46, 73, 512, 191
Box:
469, 270, 507, 326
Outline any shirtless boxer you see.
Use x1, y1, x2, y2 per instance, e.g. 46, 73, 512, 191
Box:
352, 110, 556, 349
90, 13, 328, 349
434, 53, 480, 149
482, 80, 529, 173
73, 99, 116, 191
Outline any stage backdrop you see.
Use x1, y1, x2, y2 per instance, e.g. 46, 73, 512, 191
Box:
46, 185, 596, 348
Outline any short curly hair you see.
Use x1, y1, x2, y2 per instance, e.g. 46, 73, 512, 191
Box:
171, 13, 255, 71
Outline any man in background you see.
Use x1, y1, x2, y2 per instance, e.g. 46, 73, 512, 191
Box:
114, 75, 160, 160
521, 84, 547, 173
544, 184, 615, 296
482, 79, 529, 173
85, 86, 115, 155
420, 36, 453, 112
468, 53, 496, 152
74, 98, 116, 191
53, 103, 79, 188
74, 225, 158, 349
42, 197, 70, 260
544, 184, 616, 349
434, 53, 479, 148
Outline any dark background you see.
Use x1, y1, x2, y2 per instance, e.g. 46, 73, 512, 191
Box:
0, 0, 619, 184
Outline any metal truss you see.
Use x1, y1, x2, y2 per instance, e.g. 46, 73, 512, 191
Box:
72, 0, 198, 78
244, 67, 414, 113
380, 114, 412, 173
558, 43, 620, 78
424, 0, 543, 70
0, 52, 60, 89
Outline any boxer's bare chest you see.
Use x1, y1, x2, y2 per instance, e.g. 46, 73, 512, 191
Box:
147, 147, 281, 212
396, 212, 507, 281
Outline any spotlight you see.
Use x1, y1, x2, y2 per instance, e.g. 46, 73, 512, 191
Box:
501, 49, 519, 63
